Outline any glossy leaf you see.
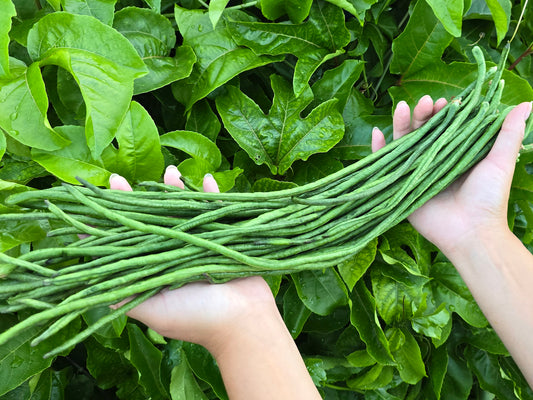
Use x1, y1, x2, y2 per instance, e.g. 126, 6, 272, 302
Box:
0, 314, 79, 396
283, 282, 312, 338
428, 344, 448, 399
292, 269, 348, 316
289, 154, 344, 186
169, 349, 208, 400
387, 327, 426, 384
323, 0, 377, 22
0, 63, 70, 151
59, 0, 117, 25
311, 59, 365, 112
347, 364, 394, 390
260, 0, 313, 23
371, 262, 429, 324
32, 126, 111, 186
227, 1, 350, 93
185, 100, 221, 142
126, 323, 169, 400
208, 0, 230, 28
389, 61, 533, 108
390, 0, 453, 77
173, 6, 280, 110
216, 75, 344, 175
252, 178, 298, 192
440, 344, 473, 400
182, 342, 228, 400
429, 262, 487, 327
426, 0, 463, 37
114, 101, 165, 182
114, 7, 196, 94
160, 130, 222, 169
338, 237, 377, 291
484, 0, 511, 45
27, 12, 147, 159
349, 280, 394, 365
0, 0, 16, 78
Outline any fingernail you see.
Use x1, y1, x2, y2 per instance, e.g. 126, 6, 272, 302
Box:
398, 100, 408, 107
166, 164, 181, 176
372, 127, 380, 134
204, 173, 213, 179
109, 173, 119, 182
525, 102, 533, 121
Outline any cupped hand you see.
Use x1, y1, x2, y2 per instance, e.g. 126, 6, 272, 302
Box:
372, 96, 532, 255
109, 166, 276, 351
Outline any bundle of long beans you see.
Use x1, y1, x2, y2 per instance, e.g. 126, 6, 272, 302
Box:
0, 46, 513, 357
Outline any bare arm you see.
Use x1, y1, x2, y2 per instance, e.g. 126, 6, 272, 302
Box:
374, 98, 533, 386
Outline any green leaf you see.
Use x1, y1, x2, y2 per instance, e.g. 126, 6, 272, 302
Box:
311, 59, 365, 112
292, 268, 349, 316
347, 364, 394, 391
169, 349, 208, 400
440, 343, 473, 400
260, 0, 313, 23
59, 0, 117, 25
289, 154, 344, 186
0, 63, 70, 151
349, 280, 394, 365
173, 5, 280, 110
0, 129, 6, 160
27, 12, 147, 159
388, 327, 426, 385
28, 369, 68, 400
113, 7, 196, 94
390, 0, 453, 77
0, 314, 80, 396
185, 100, 221, 142
371, 263, 429, 324
411, 301, 451, 341
338, 237, 377, 291
176, 158, 241, 192
85, 337, 139, 392
323, 0, 377, 22
390, 60, 533, 109
425, 0, 463, 37
31, 126, 111, 186
216, 75, 344, 175
465, 347, 516, 398
252, 177, 298, 192
160, 130, 222, 169
126, 323, 169, 400
429, 262, 487, 327
428, 344, 448, 399
484, 0, 511, 45
114, 101, 165, 182
228, 1, 350, 94
82, 305, 127, 339
283, 282, 312, 338
182, 342, 228, 400
208, 0, 230, 28
0, 0, 17, 78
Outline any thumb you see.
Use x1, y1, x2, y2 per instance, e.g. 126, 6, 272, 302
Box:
485, 101, 532, 176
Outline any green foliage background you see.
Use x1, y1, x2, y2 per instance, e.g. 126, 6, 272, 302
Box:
1, 0, 533, 398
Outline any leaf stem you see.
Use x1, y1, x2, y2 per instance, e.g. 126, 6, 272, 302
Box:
508, 42, 533, 71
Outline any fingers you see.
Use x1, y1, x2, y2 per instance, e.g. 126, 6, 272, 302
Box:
411, 95, 435, 131
109, 174, 133, 191
164, 165, 185, 189
373, 95, 448, 152
486, 101, 532, 176
203, 173, 220, 193
371, 127, 386, 153
393, 101, 411, 139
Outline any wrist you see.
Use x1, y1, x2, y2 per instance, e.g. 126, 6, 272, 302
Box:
202, 297, 283, 358
443, 225, 516, 265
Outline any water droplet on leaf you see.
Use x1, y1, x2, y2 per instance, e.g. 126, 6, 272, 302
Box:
10, 355, 24, 368
9, 112, 18, 120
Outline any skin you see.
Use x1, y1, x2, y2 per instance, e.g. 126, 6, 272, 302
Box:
110, 98, 533, 396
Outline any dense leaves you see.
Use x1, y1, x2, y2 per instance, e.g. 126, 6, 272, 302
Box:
1, 0, 533, 399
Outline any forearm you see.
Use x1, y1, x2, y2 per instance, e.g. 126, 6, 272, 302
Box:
445, 229, 533, 387
205, 302, 321, 400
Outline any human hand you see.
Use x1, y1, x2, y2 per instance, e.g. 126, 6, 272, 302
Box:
372, 96, 532, 256
109, 166, 276, 352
